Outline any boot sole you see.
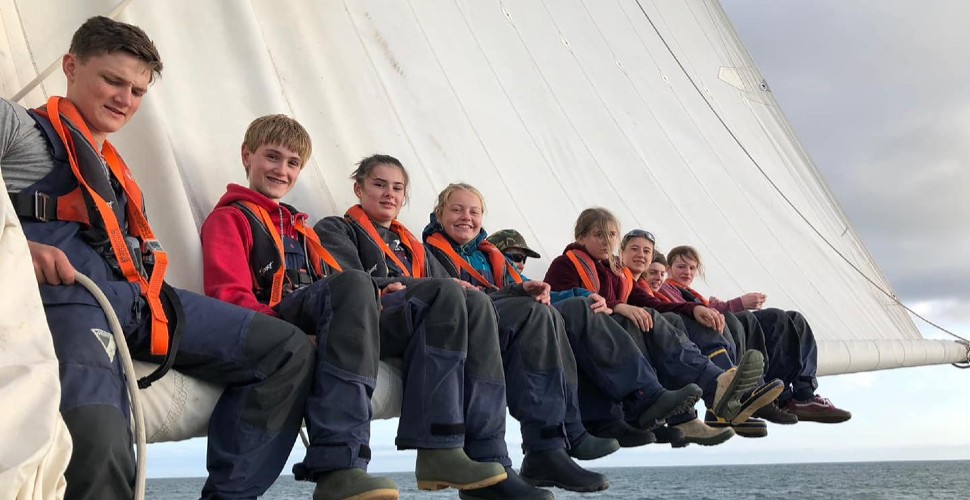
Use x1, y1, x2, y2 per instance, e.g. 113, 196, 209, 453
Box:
342, 489, 400, 500
711, 351, 764, 421
522, 475, 609, 493
417, 472, 508, 491
791, 413, 852, 424
730, 380, 784, 425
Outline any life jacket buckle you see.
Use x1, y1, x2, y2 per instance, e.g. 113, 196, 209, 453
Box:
142, 239, 164, 267
33, 192, 52, 222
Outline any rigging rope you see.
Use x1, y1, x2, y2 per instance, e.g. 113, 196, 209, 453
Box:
75, 273, 147, 500
634, 0, 970, 354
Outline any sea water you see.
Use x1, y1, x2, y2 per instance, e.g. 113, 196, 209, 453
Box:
147, 460, 970, 499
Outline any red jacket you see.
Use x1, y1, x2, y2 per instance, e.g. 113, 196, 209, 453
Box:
544, 243, 698, 315
200, 184, 307, 317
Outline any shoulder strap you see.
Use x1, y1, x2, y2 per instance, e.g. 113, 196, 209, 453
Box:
426, 232, 497, 289
565, 249, 600, 293
619, 267, 635, 303
480, 240, 523, 285
345, 205, 425, 278
234, 201, 286, 308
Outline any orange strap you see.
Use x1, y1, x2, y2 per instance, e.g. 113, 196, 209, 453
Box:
345, 205, 425, 278
40, 97, 170, 355
425, 233, 523, 289
665, 278, 710, 306
565, 249, 600, 293
619, 267, 635, 303
238, 201, 343, 308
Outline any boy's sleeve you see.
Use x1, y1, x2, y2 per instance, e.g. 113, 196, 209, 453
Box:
200, 206, 276, 316
709, 295, 744, 313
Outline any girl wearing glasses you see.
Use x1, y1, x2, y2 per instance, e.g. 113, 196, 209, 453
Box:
545, 208, 786, 444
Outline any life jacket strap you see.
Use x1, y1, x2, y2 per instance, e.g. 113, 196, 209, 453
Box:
9, 191, 57, 222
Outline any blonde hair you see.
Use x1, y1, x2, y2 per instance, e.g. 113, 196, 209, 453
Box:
433, 183, 486, 219
666, 245, 705, 279
242, 114, 312, 167
573, 207, 622, 273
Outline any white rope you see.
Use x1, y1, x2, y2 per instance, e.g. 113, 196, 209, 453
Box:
74, 273, 147, 500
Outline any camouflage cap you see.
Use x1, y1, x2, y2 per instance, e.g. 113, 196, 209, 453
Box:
486, 229, 541, 258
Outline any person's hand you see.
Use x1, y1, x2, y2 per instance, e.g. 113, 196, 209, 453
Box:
29, 241, 75, 285
613, 303, 653, 332
381, 282, 406, 295
740, 292, 767, 310
588, 293, 612, 315
452, 278, 478, 290
693, 305, 725, 333
522, 280, 551, 305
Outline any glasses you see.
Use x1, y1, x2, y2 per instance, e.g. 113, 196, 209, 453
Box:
505, 252, 528, 264
622, 229, 656, 246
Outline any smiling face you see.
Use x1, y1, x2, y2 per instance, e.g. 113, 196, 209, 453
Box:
576, 223, 618, 261
63, 51, 152, 146
354, 163, 407, 227
621, 236, 655, 277
646, 262, 667, 292
244, 143, 304, 201
440, 188, 484, 246
669, 255, 699, 287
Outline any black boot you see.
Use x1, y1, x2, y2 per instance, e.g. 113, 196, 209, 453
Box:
651, 424, 687, 448
626, 384, 703, 430
520, 448, 609, 492
567, 432, 620, 461
586, 420, 656, 448
459, 467, 554, 500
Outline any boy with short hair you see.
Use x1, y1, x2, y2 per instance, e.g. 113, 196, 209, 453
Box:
3, 17, 313, 499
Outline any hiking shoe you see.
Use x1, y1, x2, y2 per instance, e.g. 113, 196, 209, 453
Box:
671, 418, 734, 447
730, 379, 785, 425
586, 420, 656, 448
313, 468, 399, 500
783, 395, 852, 423
705, 411, 768, 438
754, 401, 798, 425
711, 350, 764, 422
459, 467, 554, 500
568, 432, 620, 461
627, 383, 703, 430
652, 425, 687, 447
415, 448, 507, 491
520, 448, 609, 492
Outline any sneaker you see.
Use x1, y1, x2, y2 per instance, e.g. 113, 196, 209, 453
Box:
711, 350, 764, 422
730, 379, 785, 425
627, 383, 703, 430
670, 418, 734, 447
586, 420, 656, 448
783, 395, 852, 423
705, 411, 768, 438
754, 401, 798, 425
312, 468, 399, 500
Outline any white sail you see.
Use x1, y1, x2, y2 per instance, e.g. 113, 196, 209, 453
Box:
3, 0, 967, 446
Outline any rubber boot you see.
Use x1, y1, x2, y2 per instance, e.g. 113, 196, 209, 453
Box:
651, 425, 687, 448
459, 467, 555, 500
415, 448, 507, 491
626, 383, 703, 430
567, 432, 620, 461
312, 468, 399, 500
586, 420, 656, 448
520, 448, 609, 492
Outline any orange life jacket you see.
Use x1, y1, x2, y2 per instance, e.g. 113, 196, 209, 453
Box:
35, 97, 172, 357
565, 249, 632, 302
234, 201, 343, 308
425, 232, 523, 289
665, 278, 710, 306
345, 205, 426, 278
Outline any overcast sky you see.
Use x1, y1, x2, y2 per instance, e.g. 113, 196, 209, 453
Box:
146, 0, 970, 486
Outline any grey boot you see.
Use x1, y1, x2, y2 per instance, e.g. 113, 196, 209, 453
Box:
415, 448, 508, 491
312, 468, 399, 500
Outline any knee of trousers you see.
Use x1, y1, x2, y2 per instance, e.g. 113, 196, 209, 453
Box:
502, 299, 563, 373
464, 289, 504, 382
327, 269, 380, 303
245, 314, 315, 430
62, 404, 135, 498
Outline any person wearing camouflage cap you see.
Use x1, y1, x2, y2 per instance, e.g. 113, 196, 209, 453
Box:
486, 229, 541, 273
